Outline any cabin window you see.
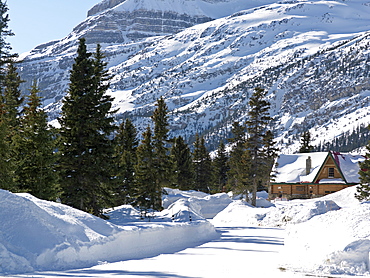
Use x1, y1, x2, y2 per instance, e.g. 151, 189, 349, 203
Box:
328, 167, 335, 178
296, 186, 305, 192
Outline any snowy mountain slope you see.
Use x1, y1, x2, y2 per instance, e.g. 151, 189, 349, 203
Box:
17, 0, 370, 152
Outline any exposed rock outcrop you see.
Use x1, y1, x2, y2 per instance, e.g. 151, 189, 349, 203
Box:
87, 0, 126, 16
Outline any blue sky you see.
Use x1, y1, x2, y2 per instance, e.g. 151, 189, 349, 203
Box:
7, 0, 101, 54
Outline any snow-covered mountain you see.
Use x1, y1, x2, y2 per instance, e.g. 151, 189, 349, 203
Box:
17, 0, 370, 152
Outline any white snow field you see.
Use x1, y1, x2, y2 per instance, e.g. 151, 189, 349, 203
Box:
2, 186, 370, 277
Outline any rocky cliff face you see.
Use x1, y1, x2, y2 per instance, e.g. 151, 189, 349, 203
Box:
18, 0, 370, 152
79, 8, 212, 44
87, 0, 126, 16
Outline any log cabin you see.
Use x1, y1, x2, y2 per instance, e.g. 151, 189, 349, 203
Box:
269, 151, 366, 200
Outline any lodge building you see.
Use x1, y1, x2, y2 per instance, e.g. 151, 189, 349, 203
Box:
269, 151, 366, 200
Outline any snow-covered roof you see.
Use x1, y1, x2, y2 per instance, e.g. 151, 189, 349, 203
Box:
332, 152, 366, 183
273, 151, 365, 184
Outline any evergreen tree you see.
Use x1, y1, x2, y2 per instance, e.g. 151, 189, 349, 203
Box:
262, 130, 279, 192
227, 121, 247, 194
0, 60, 24, 191
0, 102, 14, 190
58, 38, 116, 218
114, 118, 138, 205
0, 0, 15, 89
1, 60, 24, 128
171, 136, 194, 190
213, 141, 229, 192
0, 1, 19, 191
151, 97, 174, 188
193, 134, 212, 193
14, 81, 59, 200
245, 87, 273, 206
134, 126, 162, 217
299, 131, 313, 153
355, 125, 370, 201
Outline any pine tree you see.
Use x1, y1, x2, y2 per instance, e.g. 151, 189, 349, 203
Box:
245, 87, 273, 206
262, 130, 279, 192
114, 118, 138, 205
14, 81, 59, 200
151, 97, 174, 188
134, 126, 162, 217
0, 1, 18, 191
193, 134, 212, 193
171, 136, 194, 190
299, 131, 313, 153
58, 38, 116, 218
213, 141, 229, 192
0, 60, 24, 191
0, 0, 15, 89
0, 103, 14, 190
1, 60, 24, 128
355, 125, 370, 201
227, 121, 247, 193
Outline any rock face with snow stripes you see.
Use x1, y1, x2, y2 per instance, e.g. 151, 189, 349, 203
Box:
17, 0, 370, 152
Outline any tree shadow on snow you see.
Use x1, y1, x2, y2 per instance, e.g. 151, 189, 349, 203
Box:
213, 226, 284, 246
31, 269, 196, 278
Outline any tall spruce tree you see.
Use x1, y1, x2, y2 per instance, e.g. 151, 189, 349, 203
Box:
171, 136, 194, 190
262, 130, 279, 192
0, 0, 15, 89
114, 118, 138, 205
0, 1, 18, 191
213, 141, 229, 192
151, 97, 174, 188
193, 134, 212, 193
58, 38, 116, 218
0, 60, 24, 191
299, 131, 314, 153
245, 87, 273, 206
355, 125, 370, 201
227, 121, 247, 194
2, 60, 24, 127
0, 101, 13, 190
134, 126, 162, 217
14, 81, 59, 200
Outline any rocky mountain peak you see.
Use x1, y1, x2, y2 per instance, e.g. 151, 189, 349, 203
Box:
87, 0, 126, 17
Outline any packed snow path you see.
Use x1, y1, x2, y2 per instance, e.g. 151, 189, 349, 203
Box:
12, 225, 314, 278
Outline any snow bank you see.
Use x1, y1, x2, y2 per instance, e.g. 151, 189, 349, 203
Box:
282, 201, 370, 276
212, 198, 340, 227
275, 186, 370, 276
319, 184, 360, 208
162, 188, 208, 209
0, 190, 218, 274
212, 186, 370, 275
163, 188, 232, 218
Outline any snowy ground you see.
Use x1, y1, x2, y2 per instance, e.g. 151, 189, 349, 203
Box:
1, 186, 370, 277
11, 225, 302, 278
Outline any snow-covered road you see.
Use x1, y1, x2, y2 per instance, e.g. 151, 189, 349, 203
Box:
12, 225, 313, 278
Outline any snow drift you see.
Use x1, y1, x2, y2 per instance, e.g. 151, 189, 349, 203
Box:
282, 198, 370, 275
163, 188, 233, 218
0, 190, 218, 274
212, 198, 340, 227
3, 184, 370, 276
212, 185, 370, 276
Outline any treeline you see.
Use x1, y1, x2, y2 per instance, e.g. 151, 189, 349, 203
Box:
313, 124, 370, 152
0, 39, 278, 219
1, 2, 278, 218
